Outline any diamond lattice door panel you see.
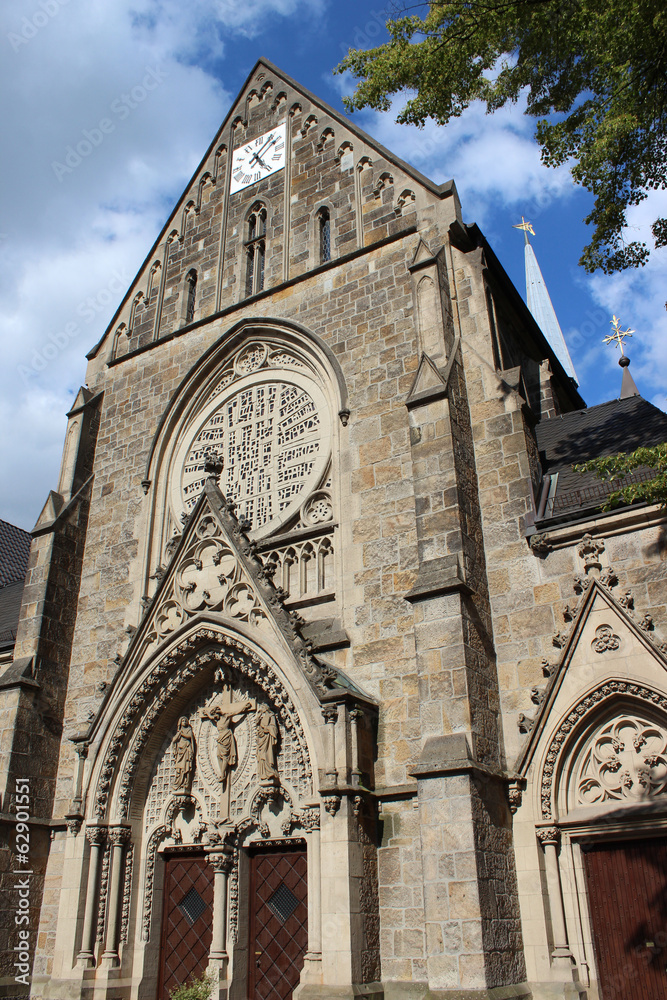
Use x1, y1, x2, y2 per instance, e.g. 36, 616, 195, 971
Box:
157, 853, 213, 1000
248, 843, 308, 1000
584, 837, 667, 1000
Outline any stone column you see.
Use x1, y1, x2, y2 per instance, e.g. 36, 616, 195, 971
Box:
536, 827, 575, 973
207, 848, 234, 976
349, 709, 363, 786
322, 706, 338, 784
77, 826, 106, 967
101, 826, 130, 967
303, 806, 322, 963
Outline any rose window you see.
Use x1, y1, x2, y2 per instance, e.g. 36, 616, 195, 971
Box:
174, 374, 329, 537
576, 715, 667, 806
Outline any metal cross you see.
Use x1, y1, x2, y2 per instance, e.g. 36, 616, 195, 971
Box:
512, 216, 535, 237
603, 315, 634, 356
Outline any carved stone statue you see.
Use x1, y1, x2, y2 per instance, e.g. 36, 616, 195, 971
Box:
201, 699, 253, 789
256, 706, 279, 784
171, 717, 196, 791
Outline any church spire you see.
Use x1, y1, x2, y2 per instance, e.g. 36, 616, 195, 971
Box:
513, 218, 578, 384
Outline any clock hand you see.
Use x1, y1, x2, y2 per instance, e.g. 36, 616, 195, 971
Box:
249, 137, 277, 167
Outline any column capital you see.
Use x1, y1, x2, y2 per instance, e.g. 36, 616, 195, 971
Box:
206, 850, 234, 874
301, 805, 321, 832
536, 825, 561, 847
109, 826, 131, 847
85, 825, 106, 847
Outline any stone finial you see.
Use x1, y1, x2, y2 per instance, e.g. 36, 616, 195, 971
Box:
578, 533, 605, 576
204, 450, 224, 478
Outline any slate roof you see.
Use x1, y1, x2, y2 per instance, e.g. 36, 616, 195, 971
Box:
0, 581, 25, 651
535, 395, 667, 520
0, 519, 31, 588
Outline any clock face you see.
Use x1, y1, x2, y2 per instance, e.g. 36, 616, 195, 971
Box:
230, 123, 286, 194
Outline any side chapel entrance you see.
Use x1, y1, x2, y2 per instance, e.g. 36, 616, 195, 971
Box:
248, 842, 308, 1000
583, 837, 667, 999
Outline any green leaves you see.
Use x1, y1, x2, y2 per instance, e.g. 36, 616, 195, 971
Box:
336, 0, 667, 273
574, 443, 667, 509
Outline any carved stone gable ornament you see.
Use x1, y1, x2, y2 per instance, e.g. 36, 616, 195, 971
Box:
591, 624, 621, 654
515, 563, 667, 802
127, 477, 337, 697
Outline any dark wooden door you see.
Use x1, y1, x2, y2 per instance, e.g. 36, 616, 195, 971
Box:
248, 843, 308, 1000
157, 853, 213, 1000
584, 837, 667, 1000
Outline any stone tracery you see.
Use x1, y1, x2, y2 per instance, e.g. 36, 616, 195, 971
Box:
540, 683, 667, 820
171, 339, 332, 538
576, 714, 667, 805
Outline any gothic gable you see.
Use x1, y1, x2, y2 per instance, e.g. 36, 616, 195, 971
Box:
116, 470, 337, 699
514, 545, 667, 825
87, 58, 460, 365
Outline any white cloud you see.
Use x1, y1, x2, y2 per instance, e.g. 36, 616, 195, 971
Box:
348, 94, 576, 228
0, 0, 324, 528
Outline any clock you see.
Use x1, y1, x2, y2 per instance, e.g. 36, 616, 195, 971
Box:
230, 123, 286, 194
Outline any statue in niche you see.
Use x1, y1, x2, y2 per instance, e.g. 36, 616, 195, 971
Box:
201, 696, 253, 790
256, 706, 279, 784
171, 717, 196, 791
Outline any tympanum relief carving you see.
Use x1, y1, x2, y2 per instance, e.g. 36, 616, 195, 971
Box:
146, 669, 306, 831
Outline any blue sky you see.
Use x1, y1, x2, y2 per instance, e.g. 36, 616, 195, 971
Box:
1, 0, 666, 529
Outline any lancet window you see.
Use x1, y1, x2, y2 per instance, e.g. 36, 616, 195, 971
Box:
184, 269, 197, 324
318, 207, 331, 264
245, 204, 267, 296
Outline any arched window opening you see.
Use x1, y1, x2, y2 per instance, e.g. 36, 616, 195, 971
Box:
318, 208, 331, 264
283, 549, 297, 596
185, 269, 197, 324
245, 204, 267, 296
319, 538, 333, 591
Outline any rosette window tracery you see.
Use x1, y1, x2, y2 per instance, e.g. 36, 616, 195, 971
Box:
576, 715, 667, 806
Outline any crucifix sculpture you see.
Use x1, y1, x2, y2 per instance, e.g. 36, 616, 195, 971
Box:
201, 679, 254, 821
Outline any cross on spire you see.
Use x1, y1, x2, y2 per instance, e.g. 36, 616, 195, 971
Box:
513, 217, 535, 245
603, 315, 634, 357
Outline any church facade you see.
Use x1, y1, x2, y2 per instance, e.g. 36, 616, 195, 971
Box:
2, 59, 667, 1000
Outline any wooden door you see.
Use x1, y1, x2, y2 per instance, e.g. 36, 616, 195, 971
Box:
248, 843, 308, 1000
583, 837, 667, 1000
157, 853, 213, 1000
